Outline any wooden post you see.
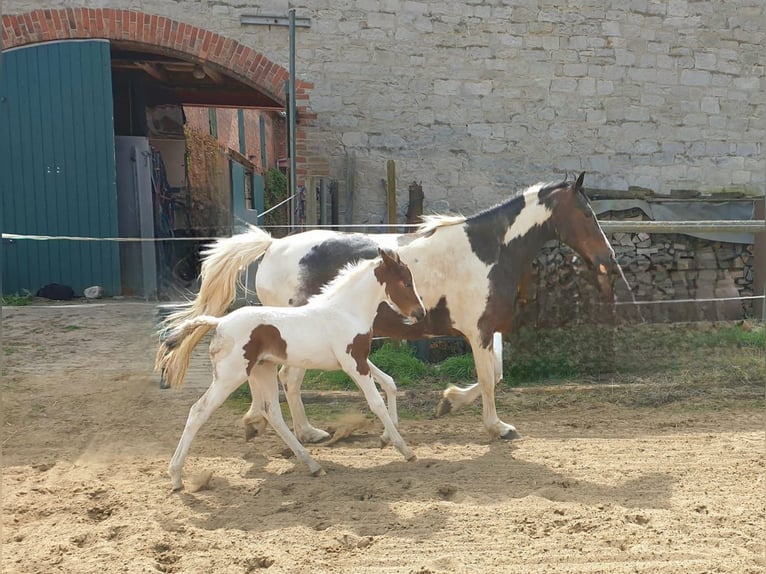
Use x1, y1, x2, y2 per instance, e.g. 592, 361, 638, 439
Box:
319, 178, 329, 226
330, 180, 339, 230
386, 159, 396, 229
305, 176, 317, 227
344, 152, 355, 227
406, 181, 424, 227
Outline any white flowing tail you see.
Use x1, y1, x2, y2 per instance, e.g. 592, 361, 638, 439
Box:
155, 316, 221, 389
160, 225, 274, 336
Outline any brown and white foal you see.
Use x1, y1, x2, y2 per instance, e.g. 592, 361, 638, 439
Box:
156, 249, 425, 490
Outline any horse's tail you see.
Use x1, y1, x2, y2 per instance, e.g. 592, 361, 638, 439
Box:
155, 316, 221, 389
161, 226, 274, 334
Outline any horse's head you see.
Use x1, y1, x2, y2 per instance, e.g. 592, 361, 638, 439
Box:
544, 172, 628, 306
374, 249, 426, 325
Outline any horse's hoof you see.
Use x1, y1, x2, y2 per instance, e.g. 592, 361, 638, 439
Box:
311, 467, 326, 477
406, 453, 417, 463
171, 483, 184, 493
435, 398, 452, 417
244, 424, 258, 441
500, 428, 522, 441
298, 429, 331, 444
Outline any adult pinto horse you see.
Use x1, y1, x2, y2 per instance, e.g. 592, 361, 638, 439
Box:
163, 172, 624, 443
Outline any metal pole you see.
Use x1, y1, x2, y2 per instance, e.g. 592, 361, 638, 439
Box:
288, 8, 297, 230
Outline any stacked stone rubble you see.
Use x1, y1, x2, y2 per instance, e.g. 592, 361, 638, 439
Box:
518, 208, 755, 327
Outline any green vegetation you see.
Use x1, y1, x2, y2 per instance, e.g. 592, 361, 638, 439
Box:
303, 342, 430, 390
504, 321, 764, 384
225, 321, 764, 413
264, 167, 288, 229
2, 291, 34, 306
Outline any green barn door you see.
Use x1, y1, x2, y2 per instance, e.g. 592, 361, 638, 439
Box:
0, 40, 120, 296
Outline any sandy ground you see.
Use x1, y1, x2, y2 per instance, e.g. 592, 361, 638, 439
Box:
2, 301, 764, 574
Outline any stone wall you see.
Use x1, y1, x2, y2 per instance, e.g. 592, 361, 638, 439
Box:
518, 207, 757, 327
5, 0, 764, 225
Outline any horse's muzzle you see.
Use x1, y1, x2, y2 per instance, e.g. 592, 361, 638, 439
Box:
404, 307, 426, 325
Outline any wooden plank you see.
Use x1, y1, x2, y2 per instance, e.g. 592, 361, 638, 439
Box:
386, 159, 396, 229
344, 152, 355, 225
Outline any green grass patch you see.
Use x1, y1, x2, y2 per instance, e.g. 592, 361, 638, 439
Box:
367, 341, 429, 386
436, 353, 475, 382
2, 291, 34, 306
504, 321, 764, 385
303, 341, 431, 391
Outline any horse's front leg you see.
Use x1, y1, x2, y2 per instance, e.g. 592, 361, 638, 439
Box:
252, 363, 325, 476
341, 357, 415, 462
279, 366, 331, 444
369, 361, 398, 447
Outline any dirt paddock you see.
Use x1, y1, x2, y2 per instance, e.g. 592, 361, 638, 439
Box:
2, 301, 764, 573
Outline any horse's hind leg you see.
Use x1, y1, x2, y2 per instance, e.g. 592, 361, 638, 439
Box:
255, 363, 325, 476
369, 362, 398, 447
279, 366, 331, 444
436, 333, 504, 416
168, 362, 244, 491
242, 399, 267, 441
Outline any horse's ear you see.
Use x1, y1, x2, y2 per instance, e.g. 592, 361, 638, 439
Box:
575, 172, 586, 191
378, 248, 398, 264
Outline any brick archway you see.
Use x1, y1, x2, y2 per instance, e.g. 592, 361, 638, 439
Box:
2, 8, 315, 181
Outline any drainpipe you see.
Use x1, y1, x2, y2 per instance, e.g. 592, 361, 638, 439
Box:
288, 8, 297, 227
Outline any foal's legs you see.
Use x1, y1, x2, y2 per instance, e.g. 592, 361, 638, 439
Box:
168, 362, 244, 491
242, 398, 267, 441
250, 362, 325, 476
279, 366, 331, 444
340, 357, 415, 462
368, 362, 399, 446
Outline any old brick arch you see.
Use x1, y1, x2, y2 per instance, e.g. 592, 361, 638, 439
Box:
1, 7, 315, 182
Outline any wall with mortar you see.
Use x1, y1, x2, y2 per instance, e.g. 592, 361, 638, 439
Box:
5, 0, 764, 225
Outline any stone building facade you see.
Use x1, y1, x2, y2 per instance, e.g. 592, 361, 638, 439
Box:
3, 0, 763, 225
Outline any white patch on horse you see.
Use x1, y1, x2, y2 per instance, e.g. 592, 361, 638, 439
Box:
503, 186, 553, 245
407, 223, 493, 332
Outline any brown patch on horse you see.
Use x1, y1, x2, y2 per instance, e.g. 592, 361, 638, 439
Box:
346, 331, 372, 376
373, 297, 458, 339
242, 324, 287, 376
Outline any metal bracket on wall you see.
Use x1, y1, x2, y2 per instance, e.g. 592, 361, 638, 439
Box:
240, 15, 311, 28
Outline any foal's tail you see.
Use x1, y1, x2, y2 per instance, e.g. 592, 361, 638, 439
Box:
155, 316, 221, 389
160, 225, 274, 334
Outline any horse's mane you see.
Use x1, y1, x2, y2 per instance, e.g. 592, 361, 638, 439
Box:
415, 214, 467, 234
307, 257, 377, 304
465, 178, 569, 222
414, 179, 570, 234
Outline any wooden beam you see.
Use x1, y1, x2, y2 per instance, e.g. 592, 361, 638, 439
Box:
202, 66, 225, 84
145, 85, 283, 109
134, 62, 168, 83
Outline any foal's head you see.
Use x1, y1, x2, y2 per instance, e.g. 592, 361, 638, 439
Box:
374, 249, 426, 325
544, 172, 627, 304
